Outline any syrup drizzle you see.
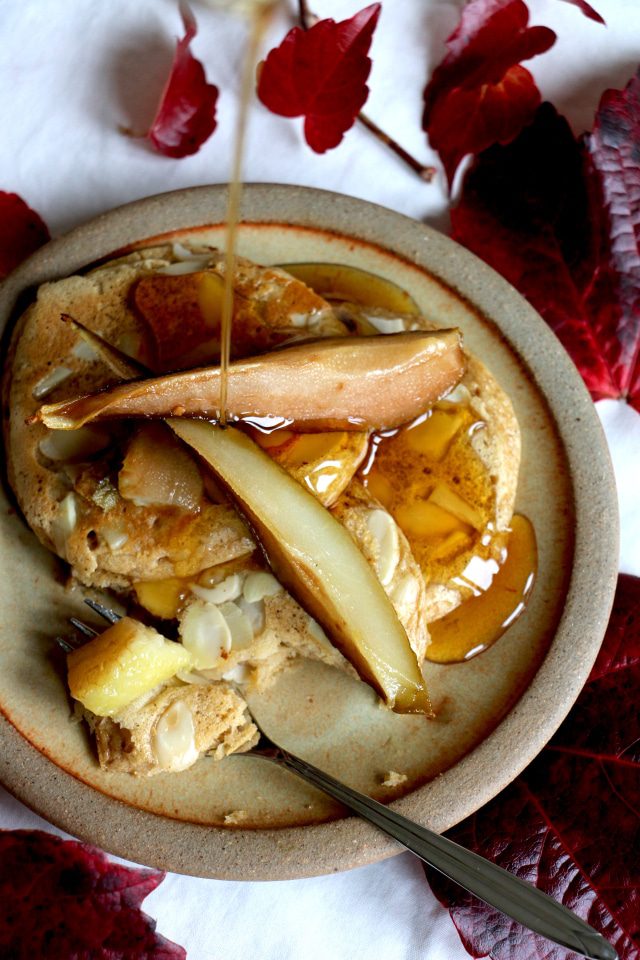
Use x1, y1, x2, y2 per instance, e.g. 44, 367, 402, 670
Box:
426, 514, 537, 662
219, 2, 275, 426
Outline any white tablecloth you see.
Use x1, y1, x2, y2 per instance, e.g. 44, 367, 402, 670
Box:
1, 1, 638, 957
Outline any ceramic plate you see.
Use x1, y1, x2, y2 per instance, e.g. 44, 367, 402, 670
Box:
0, 185, 618, 879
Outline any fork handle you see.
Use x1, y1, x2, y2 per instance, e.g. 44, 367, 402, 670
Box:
274, 750, 617, 960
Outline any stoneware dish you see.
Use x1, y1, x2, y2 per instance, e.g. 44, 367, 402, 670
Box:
0, 184, 619, 880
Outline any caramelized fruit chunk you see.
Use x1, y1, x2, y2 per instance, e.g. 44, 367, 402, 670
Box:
253, 429, 369, 507
119, 422, 204, 511
67, 617, 193, 717
34, 331, 465, 433
133, 578, 191, 619
170, 420, 432, 715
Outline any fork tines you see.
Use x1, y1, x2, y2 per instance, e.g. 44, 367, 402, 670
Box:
84, 598, 121, 624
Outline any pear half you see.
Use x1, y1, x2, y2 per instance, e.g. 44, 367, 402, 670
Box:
171, 419, 432, 715
34, 330, 464, 432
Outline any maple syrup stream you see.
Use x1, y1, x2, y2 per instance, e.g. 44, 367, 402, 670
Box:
219, 2, 275, 426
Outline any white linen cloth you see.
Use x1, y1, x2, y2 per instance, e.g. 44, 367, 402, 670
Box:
0, 1, 638, 957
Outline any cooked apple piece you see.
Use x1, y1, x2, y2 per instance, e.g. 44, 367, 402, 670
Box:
119, 422, 204, 511
133, 577, 191, 619
253, 429, 369, 507
394, 501, 471, 542
428, 483, 484, 531
34, 330, 465, 432
170, 420, 432, 715
67, 616, 193, 717
406, 408, 466, 461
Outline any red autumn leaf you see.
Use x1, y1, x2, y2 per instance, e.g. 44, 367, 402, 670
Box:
422, 0, 556, 185
0, 191, 50, 280
558, 0, 605, 23
0, 830, 187, 958
257, 3, 381, 153
451, 79, 640, 411
426, 573, 640, 960
147, 0, 219, 159
426, 65, 541, 190
585, 71, 640, 410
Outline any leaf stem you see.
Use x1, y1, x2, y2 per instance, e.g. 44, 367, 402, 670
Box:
297, 0, 313, 28
356, 113, 435, 181
296, 0, 435, 182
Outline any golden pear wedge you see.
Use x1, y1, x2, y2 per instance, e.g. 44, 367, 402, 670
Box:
34, 330, 464, 432
170, 419, 432, 715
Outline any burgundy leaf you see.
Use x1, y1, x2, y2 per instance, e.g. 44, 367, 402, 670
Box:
426, 574, 640, 960
426, 64, 541, 188
451, 82, 640, 411
585, 70, 640, 406
0, 191, 50, 279
257, 4, 381, 153
0, 830, 186, 958
558, 0, 605, 23
147, 0, 218, 159
422, 0, 555, 184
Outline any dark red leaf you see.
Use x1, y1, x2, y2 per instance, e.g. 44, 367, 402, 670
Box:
422, 0, 555, 184
558, 0, 605, 24
426, 65, 541, 189
585, 70, 640, 407
147, 0, 218, 159
257, 3, 381, 153
0, 191, 50, 280
0, 830, 186, 958
451, 79, 640, 411
426, 573, 640, 960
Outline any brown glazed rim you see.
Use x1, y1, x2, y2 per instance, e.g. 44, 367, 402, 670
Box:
0, 184, 619, 880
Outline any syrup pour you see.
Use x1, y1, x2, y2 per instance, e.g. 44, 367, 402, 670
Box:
218, 1, 275, 426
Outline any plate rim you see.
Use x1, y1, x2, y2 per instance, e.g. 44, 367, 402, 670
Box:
0, 183, 619, 879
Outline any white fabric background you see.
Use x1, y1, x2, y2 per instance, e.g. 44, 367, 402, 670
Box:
0, 1, 638, 957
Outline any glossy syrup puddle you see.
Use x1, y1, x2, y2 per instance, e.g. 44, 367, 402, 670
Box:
427, 514, 537, 662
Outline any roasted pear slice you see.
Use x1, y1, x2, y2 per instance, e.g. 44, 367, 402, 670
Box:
170, 419, 432, 715
34, 330, 464, 432
277, 262, 420, 314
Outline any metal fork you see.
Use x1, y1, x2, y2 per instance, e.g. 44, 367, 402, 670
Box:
64, 600, 617, 960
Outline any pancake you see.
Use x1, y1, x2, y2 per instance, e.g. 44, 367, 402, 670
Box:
3, 243, 520, 775
5, 244, 519, 620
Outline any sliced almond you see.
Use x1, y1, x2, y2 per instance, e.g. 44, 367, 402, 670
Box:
180, 602, 232, 667
33, 365, 72, 400
218, 601, 254, 650
366, 509, 400, 587
39, 426, 109, 462
51, 492, 78, 557
190, 573, 243, 605
236, 595, 266, 635
100, 524, 128, 551
152, 700, 199, 771
242, 571, 282, 603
